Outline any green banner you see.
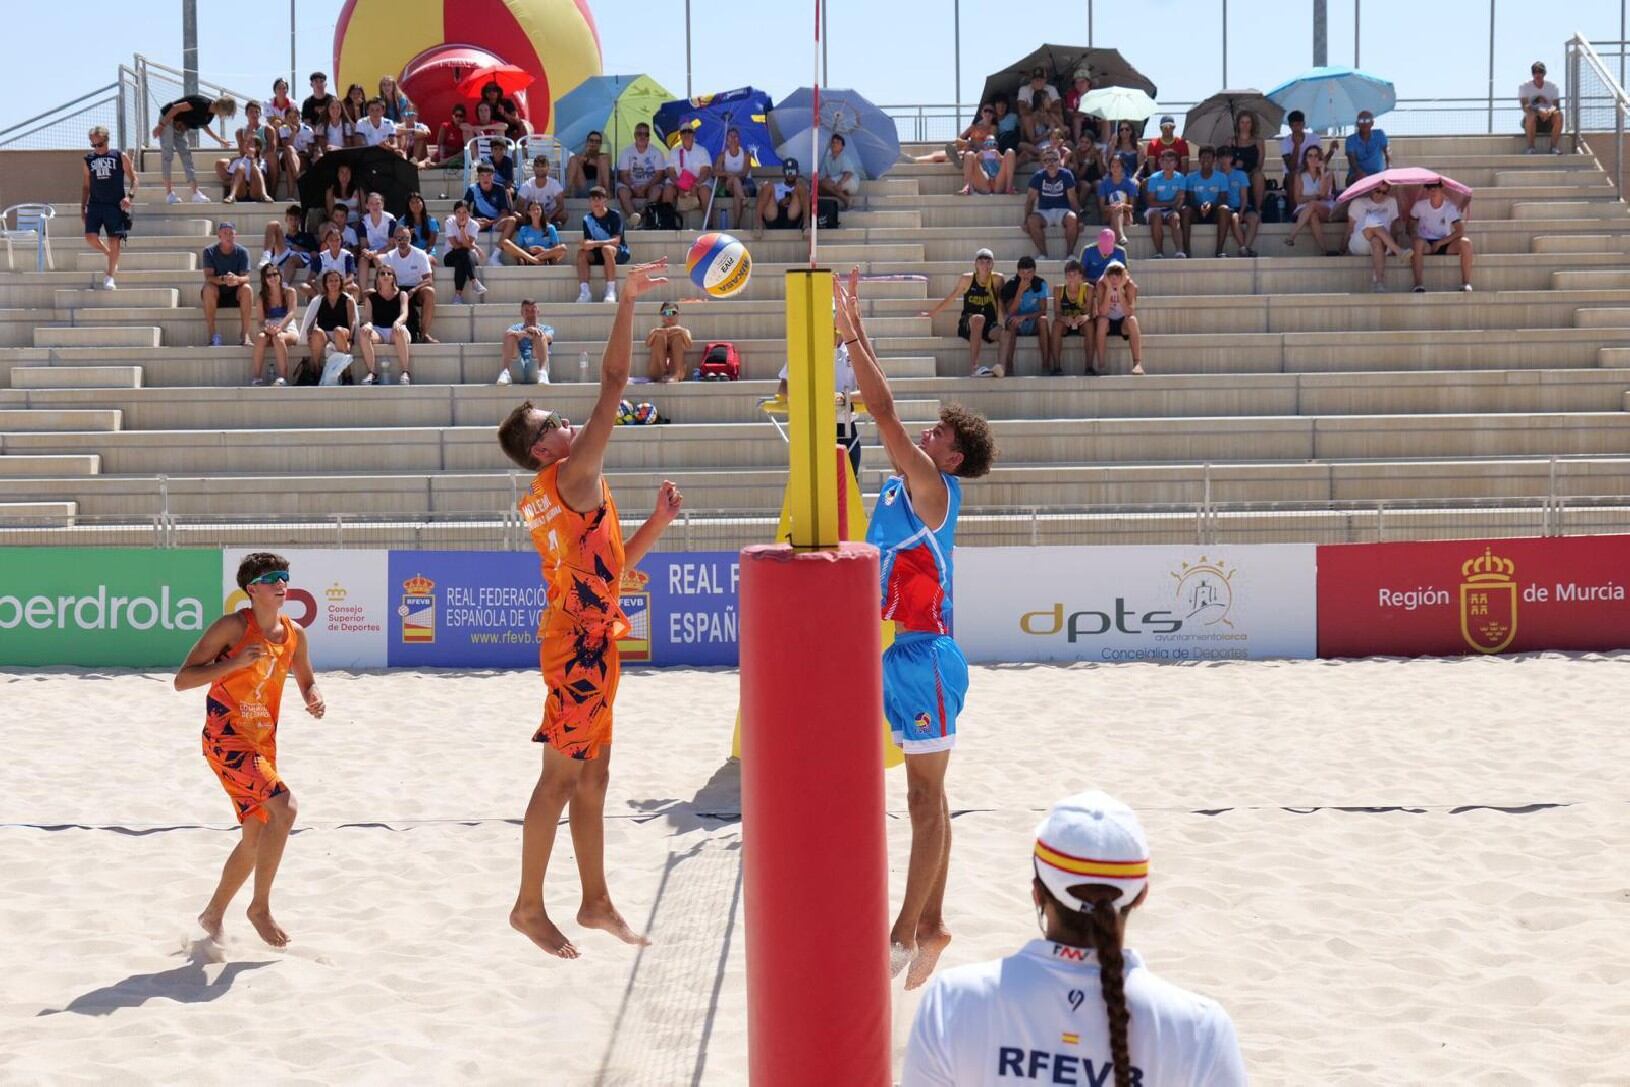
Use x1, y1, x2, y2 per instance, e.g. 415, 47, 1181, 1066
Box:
0, 549, 219, 667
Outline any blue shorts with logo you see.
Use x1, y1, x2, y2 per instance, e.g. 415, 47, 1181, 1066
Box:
884, 631, 968, 755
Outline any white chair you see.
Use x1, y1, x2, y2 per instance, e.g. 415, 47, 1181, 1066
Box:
0, 203, 56, 271
519, 135, 567, 170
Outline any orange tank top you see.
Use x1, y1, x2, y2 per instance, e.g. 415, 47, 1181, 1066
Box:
519, 461, 628, 635
206, 609, 300, 745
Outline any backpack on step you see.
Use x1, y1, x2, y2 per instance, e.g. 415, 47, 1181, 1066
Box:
698, 340, 741, 381
817, 197, 842, 229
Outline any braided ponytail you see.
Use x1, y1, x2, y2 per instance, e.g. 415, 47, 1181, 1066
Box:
1088, 896, 1133, 1087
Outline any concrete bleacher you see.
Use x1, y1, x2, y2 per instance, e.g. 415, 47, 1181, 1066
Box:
2, 132, 1629, 548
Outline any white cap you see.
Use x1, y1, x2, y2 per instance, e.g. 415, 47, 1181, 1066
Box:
1033, 790, 1150, 909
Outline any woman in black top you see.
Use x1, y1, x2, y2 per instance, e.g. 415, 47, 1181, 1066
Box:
154, 94, 237, 203
302, 270, 357, 380
357, 266, 412, 385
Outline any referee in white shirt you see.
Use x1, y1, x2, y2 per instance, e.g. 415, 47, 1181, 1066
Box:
903, 791, 1247, 1087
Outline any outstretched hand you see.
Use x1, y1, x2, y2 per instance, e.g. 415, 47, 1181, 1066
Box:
621, 258, 670, 302
833, 267, 863, 342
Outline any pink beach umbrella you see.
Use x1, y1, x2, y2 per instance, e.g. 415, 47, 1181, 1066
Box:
1339, 166, 1473, 217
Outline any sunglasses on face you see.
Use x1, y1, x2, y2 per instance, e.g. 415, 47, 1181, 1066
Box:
248, 570, 290, 585
531, 411, 565, 445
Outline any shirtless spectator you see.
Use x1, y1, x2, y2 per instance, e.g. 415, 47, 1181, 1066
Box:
1520, 61, 1566, 154
713, 126, 759, 229
567, 129, 611, 197
645, 301, 692, 382
616, 122, 674, 228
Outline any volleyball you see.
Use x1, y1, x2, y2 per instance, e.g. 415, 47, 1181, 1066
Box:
686, 232, 753, 299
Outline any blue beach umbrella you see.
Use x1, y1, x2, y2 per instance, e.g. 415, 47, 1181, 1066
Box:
553, 74, 673, 160
653, 87, 781, 167
771, 87, 901, 180
1267, 67, 1396, 132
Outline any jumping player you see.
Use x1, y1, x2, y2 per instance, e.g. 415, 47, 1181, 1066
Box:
175, 552, 325, 947
496, 258, 683, 959
835, 268, 997, 989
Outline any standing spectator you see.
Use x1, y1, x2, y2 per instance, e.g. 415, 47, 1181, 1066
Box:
380, 224, 439, 342
356, 192, 398, 290
1215, 146, 1262, 257
1081, 228, 1129, 288
518, 155, 568, 227
566, 130, 611, 197
498, 298, 553, 385
900, 791, 1247, 1087
1107, 121, 1141, 179
961, 135, 1014, 196
1143, 149, 1187, 258
309, 223, 360, 302
1144, 116, 1190, 175
250, 265, 300, 385
201, 223, 254, 347
1409, 182, 1476, 292
1024, 149, 1080, 259
669, 126, 715, 226
1286, 145, 1338, 254
501, 200, 567, 265
442, 201, 488, 303
1232, 111, 1267, 216
1016, 66, 1063, 128
1348, 179, 1406, 291
1050, 258, 1095, 376
1062, 68, 1100, 143
318, 96, 354, 155
300, 72, 334, 127
575, 186, 629, 303
1182, 146, 1235, 259
922, 247, 1004, 376
300, 270, 359, 384
357, 266, 413, 385
464, 162, 518, 267
1344, 111, 1391, 186
1520, 62, 1566, 154
377, 75, 413, 122
616, 122, 674, 228
82, 126, 135, 290
714, 126, 759, 229
998, 255, 1052, 376
154, 93, 236, 204
645, 301, 693, 382
341, 84, 368, 126
1279, 110, 1337, 180
756, 158, 809, 239
356, 98, 398, 152
817, 132, 862, 208
400, 192, 440, 254
1094, 261, 1144, 375
264, 78, 297, 126
436, 104, 469, 168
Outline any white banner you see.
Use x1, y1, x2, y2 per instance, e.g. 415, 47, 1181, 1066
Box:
954, 545, 1317, 664
221, 548, 390, 669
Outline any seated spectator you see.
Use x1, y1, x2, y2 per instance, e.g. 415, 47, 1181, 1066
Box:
300, 269, 359, 384
670, 126, 715, 225
400, 192, 439, 254
216, 101, 276, 200
201, 223, 253, 347
1081, 228, 1128, 288
324, 205, 360, 255
355, 97, 398, 153
713, 126, 759, 228
575, 186, 629, 303
646, 301, 693, 382
1024, 149, 1080, 259
357, 266, 413, 384
250, 265, 300, 385
283, 204, 320, 255
922, 247, 1004, 376
1062, 68, 1101, 143
566, 129, 611, 197
1348, 179, 1406, 290
1106, 120, 1141, 180
264, 78, 298, 127
479, 80, 528, 141
992, 96, 1022, 156
1286, 144, 1338, 254
1279, 110, 1337, 182
756, 158, 809, 239
442, 201, 488, 303
1520, 61, 1565, 154
464, 162, 518, 267
817, 132, 862, 208
462, 101, 508, 158
398, 110, 432, 168
927, 102, 996, 164
1232, 112, 1267, 215
154, 92, 236, 203
356, 191, 398, 289
518, 155, 568, 227
1051, 258, 1095, 376
222, 137, 270, 205
436, 104, 469, 168
998, 255, 1052, 376
617, 122, 674, 228
1042, 126, 1076, 172
1215, 146, 1262, 257
274, 106, 311, 194
1093, 261, 1144, 375
1409, 182, 1476, 292
380, 224, 439, 341
1097, 155, 1139, 244
489, 138, 519, 192
341, 83, 368, 126
1344, 111, 1390, 186
498, 298, 553, 385
1182, 146, 1236, 258
318, 96, 355, 155
501, 200, 567, 266
258, 220, 306, 291
1015, 107, 1053, 169
1072, 139, 1107, 215
309, 223, 360, 301
1144, 116, 1190, 175
326, 162, 363, 223
1016, 66, 1063, 129
961, 135, 1015, 196
1143, 149, 1187, 258
300, 72, 334, 127
377, 75, 413, 122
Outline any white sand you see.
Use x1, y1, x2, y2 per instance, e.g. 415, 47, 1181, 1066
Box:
2, 655, 1628, 1085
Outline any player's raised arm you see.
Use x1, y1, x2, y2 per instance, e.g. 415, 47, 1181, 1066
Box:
556, 258, 669, 508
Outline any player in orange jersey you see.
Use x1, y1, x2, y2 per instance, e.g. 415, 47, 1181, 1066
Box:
496, 258, 684, 959
175, 552, 325, 947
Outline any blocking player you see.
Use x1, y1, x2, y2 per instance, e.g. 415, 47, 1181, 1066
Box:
496, 258, 683, 959
834, 268, 997, 989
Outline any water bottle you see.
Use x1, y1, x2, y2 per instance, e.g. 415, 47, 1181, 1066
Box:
578, 351, 590, 383
718, 208, 729, 231
379, 357, 392, 386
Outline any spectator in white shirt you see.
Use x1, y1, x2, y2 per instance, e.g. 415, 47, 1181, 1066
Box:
1409, 182, 1475, 293
668, 126, 714, 226
379, 224, 439, 341
616, 122, 675, 228
817, 132, 862, 208
356, 191, 398, 291
1279, 110, 1337, 181
713, 126, 759, 230
1519, 61, 1565, 154
902, 791, 1247, 1087
398, 110, 432, 168
517, 155, 567, 227
441, 201, 488, 303
1016, 65, 1063, 127
356, 98, 398, 152
1347, 179, 1406, 291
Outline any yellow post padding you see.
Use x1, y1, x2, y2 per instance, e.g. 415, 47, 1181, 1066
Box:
784, 269, 838, 550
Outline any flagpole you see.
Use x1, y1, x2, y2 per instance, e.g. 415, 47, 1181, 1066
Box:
810, 0, 820, 268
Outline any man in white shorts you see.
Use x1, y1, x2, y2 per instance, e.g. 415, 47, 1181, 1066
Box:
1409, 182, 1475, 293
1142, 149, 1188, 259
379, 225, 439, 341
1023, 149, 1080, 259
903, 790, 1248, 1087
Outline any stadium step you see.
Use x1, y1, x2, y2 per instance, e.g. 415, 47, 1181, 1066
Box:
53, 288, 180, 310
1531, 235, 1625, 254
1551, 270, 1630, 290
0, 408, 122, 431
1573, 307, 1630, 329
1511, 200, 1630, 221
0, 454, 100, 477
0, 500, 75, 523
11, 366, 143, 390
33, 326, 162, 349
72, 250, 199, 271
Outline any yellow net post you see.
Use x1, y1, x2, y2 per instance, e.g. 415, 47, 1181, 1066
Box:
784, 268, 838, 549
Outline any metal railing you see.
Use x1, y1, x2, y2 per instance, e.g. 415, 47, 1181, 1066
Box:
1568, 35, 1630, 196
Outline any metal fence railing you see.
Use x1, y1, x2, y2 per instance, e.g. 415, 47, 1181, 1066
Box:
1569, 35, 1630, 196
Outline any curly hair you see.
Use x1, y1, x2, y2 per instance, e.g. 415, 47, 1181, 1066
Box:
235, 552, 289, 590
940, 403, 996, 479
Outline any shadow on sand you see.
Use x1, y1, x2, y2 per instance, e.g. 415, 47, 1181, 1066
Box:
38, 939, 274, 1018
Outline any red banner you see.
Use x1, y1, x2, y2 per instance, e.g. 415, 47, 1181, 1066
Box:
1317, 535, 1630, 658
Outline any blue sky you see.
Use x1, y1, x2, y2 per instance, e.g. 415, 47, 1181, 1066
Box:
2, 0, 1624, 134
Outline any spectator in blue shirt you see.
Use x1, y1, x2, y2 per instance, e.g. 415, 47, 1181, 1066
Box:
1214, 147, 1262, 257
201, 222, 253, 346
1024, 149, 1081, 258
1142, 149, 1187, 258
1181, 147, 1237, 258
1096, 155, 1139, 245
501, 200, 568, 266
1081, 227, 1128, 286
998, 255, 1052, 375
463, 162, 518, 267
1343, 112, 1390, 186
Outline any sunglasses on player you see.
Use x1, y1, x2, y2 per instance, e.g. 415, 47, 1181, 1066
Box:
247, 570, 290, 585
531, 411, 566, 445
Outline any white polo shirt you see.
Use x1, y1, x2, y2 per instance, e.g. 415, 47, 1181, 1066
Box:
381, 244, 432, 288
902, 940, 1247, 1087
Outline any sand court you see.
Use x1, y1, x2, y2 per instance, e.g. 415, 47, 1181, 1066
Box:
2, 656, 1627, 1084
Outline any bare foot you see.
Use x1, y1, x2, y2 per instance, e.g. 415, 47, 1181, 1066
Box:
577, 898, 650, 947
889, 941, 914, 979
198, 909, 225, 943
905, 928, 952, 990
510, 903, 580, 958
245, 903, 289, 948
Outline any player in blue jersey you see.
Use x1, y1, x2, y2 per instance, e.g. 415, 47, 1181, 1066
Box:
835, 268, 997, 991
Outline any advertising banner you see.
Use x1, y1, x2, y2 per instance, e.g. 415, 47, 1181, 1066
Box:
0, 548, 217, 666
386, 550, 741, 668
1317, 534, 1630, 658
955, 545, 1318, 664
220, 548, 390, 669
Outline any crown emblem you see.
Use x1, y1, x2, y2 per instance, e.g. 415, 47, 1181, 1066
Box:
620, 567, 650, 592
1461, 548, 1515, 582
324, 582, 348, 602
402, 573, 436, 595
